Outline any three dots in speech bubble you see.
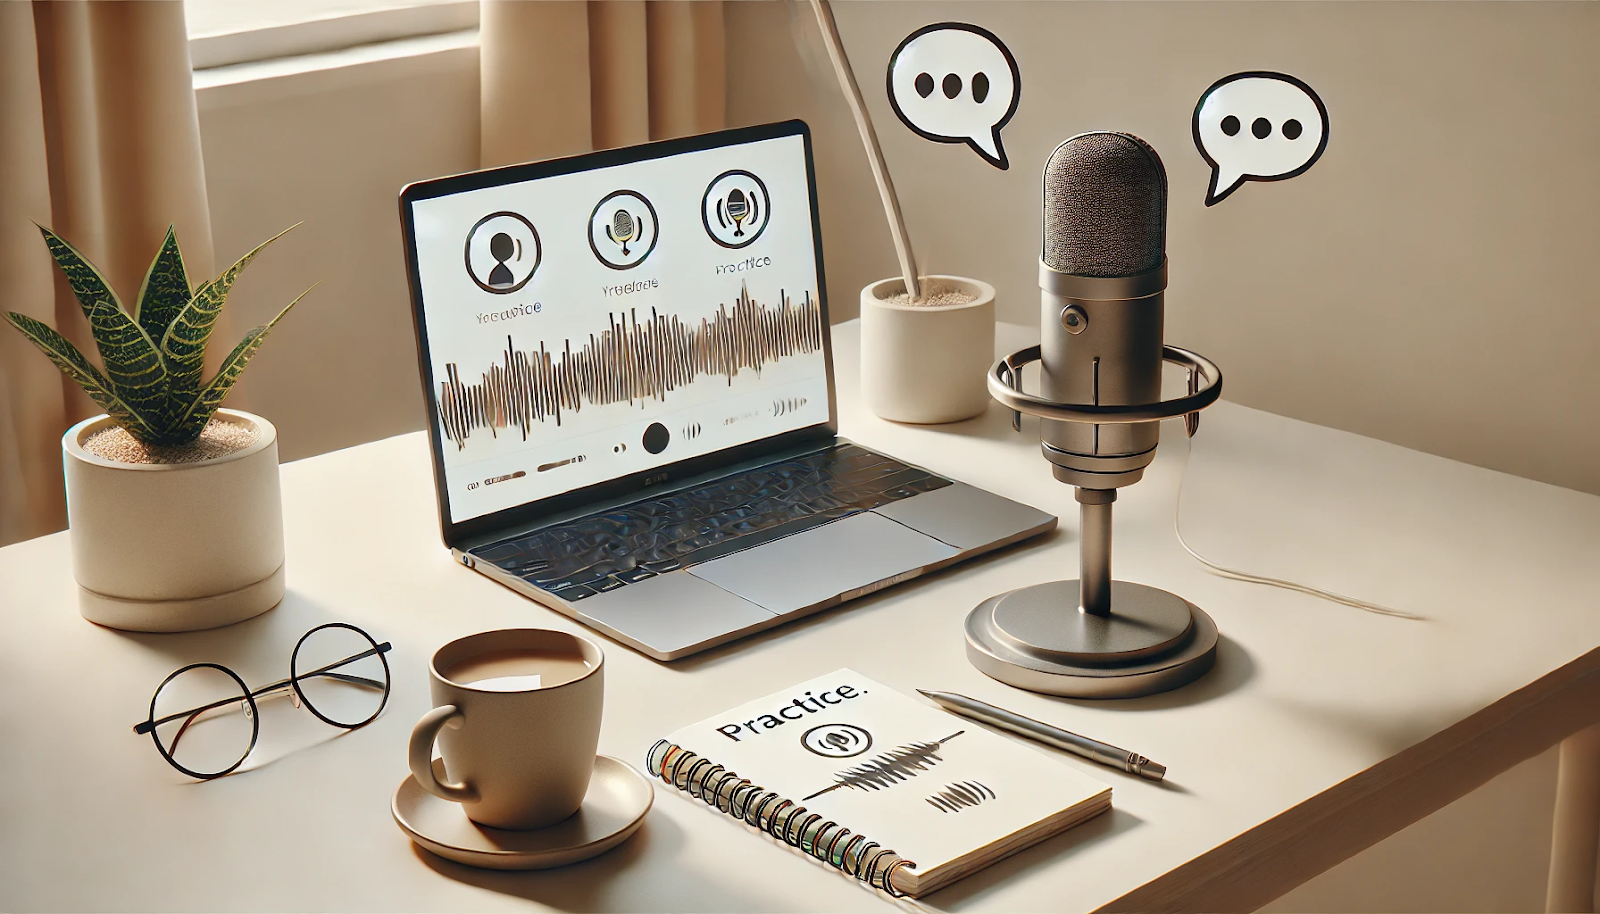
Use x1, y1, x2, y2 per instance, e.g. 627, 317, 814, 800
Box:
886, 23, 1021, 171
884, 24, 1328, 205
1193, 71, 1329, 206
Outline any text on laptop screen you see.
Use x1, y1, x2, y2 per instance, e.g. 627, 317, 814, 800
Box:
409, 133, 830, 524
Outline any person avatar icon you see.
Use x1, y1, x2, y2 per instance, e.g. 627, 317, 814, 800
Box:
464, 211, 540, 294
487, 232, 517, 289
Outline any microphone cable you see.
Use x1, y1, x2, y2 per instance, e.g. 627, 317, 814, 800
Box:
1172, 424, 1427, 621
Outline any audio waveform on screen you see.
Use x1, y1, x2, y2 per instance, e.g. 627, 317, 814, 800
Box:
437, 285, 822, 449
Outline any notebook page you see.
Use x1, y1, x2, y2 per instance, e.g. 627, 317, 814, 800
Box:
665, 669, 1110, 874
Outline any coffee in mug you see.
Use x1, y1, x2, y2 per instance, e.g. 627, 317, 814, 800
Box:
443, 649, 594, 693
408, 629, 603, 830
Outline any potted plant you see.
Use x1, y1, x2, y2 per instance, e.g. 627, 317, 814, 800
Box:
5, 224, 309, 632
808, 0, 996, 424
857, 274, 995, 424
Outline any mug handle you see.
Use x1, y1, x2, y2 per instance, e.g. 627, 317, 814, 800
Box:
408, 705, 477, 803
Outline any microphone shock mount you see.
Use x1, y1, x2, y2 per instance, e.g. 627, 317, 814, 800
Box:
964, 266, 1225, 699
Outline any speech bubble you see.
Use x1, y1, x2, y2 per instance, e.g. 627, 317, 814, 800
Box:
887, 23, 1020, 170
1193, 71, 1329, 206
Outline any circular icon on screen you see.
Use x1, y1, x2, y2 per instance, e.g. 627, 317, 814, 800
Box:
464, 212, 541, 294
701, 170, 771, 249
589, 190, 659, 270
642, 422, 670, 455
801, 723, 873, 759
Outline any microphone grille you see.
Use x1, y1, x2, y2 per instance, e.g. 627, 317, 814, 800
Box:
1042, 132, 1167, 277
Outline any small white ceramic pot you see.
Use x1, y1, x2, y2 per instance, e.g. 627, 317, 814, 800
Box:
860, 275, 996, 424
62, 408, 285, 632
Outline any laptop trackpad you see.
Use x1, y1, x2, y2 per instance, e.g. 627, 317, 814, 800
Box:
687, 512, 959, 615
577, 571, 775, 658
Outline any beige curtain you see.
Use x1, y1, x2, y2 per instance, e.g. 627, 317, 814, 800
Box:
0, 1, 216, 547
480, 0, 726, 167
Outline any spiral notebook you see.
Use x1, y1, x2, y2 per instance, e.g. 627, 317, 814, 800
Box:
645, 669, 1112, 897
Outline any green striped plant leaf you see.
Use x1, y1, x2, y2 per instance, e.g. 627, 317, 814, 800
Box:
134, 226, 191, 342
3, 311, 158, 439
37, 226, 118, 320
38, 227, 170, 423
161, 285, 313, 442
160, 224, 297, 406
8, 223, 305, 447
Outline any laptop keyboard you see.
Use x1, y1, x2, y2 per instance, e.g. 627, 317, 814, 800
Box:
469, 443, 951, 601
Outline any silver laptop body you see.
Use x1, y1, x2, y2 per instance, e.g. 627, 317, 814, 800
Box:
399, 121, 1054, 660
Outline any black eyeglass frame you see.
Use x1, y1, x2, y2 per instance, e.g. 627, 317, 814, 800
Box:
132, 622, 394, 780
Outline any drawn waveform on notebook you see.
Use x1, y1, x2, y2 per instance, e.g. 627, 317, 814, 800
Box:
925, 781, 996, 814
437, 284, 822, 449
802, 731, 965, 801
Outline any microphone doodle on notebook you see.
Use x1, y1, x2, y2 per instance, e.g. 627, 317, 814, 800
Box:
801, 723, 874, 758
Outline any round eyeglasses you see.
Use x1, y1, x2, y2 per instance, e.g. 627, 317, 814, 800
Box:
132, 623, 393, 779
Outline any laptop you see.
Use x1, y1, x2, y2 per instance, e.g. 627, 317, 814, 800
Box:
398, 120, 1054, 660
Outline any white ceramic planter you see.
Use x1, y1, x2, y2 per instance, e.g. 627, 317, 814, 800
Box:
860, 275, 996, 424
62, 408, 285, 632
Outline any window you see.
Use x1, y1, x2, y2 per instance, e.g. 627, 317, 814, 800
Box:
186, 0, 477, 70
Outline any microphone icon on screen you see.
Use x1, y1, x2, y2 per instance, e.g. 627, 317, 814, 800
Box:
606, 210, 638, 256
718, 188, 756, 237
702, 171, 768, 250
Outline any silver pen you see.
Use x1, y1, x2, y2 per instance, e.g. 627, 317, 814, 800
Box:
918, 689, 1167, 781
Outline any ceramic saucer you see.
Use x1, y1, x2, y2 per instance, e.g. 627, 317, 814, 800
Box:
393, 755, 653, 870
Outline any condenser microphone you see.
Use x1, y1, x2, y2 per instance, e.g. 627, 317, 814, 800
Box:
967, 132, 1224, 700
1039, 131, 1167, 490
725, 189, 750, 235
608, 210, 637, 255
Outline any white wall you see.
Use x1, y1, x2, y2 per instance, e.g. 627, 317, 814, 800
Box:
193, 6, 1579, 909
197, 35, 476, 462
728, 0, 1600, 499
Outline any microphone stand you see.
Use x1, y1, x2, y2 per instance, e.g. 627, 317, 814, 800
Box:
967, 345, 1226, 698
1077, 488, 1115, 616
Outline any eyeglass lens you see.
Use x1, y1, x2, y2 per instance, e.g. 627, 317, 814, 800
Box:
151, 665, 255, 778
291, 624, 390, 728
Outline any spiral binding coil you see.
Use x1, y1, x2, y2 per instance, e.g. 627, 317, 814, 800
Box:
646, 739, 915, 896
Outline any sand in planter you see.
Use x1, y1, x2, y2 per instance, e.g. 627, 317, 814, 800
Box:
880, 280, 977, 308
84, 420, 259, 465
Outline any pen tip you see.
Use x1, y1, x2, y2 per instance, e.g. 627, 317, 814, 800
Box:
916, 689, 932, 698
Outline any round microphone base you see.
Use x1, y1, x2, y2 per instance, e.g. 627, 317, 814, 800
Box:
964, 580, 1218, 699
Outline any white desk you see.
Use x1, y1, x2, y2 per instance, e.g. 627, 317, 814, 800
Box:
3, 321, 1598, 912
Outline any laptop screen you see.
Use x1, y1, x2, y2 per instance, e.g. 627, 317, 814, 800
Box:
403, 125, 832, 528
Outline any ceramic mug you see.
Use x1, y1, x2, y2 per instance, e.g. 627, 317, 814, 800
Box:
408, 629, 604, 830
